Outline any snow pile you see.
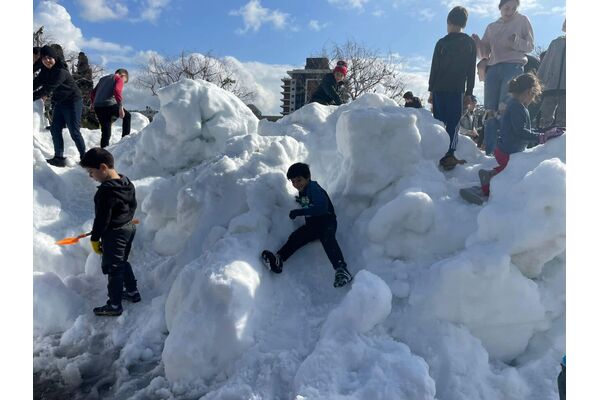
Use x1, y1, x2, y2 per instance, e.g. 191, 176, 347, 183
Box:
33, 79, 565, 399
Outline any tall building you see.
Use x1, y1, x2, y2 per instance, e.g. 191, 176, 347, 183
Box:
281, 58, 331, 115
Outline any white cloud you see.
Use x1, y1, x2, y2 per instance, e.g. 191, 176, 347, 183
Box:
372, 9, 385, 17
230, 0, 290, 34
34, 1, 85, 53
328, 0, 370, 10
139, 0, 172, 22
418, 8, 435, 21
308, 19, 329, 31
440, 0, 564, 18
76, 0, 128, 22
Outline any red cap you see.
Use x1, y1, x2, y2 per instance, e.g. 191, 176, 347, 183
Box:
333, 65, 348, 76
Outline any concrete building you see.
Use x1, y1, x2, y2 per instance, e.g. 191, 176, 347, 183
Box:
281, 58, 331, 115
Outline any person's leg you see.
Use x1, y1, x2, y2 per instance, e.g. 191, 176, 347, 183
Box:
497, 63, 524, 114
95, 106, 114, 148
318, 219, 347, 270
107, 270, 124, 307
538, 93, 559, 129
557, 365, 566, 400
445, 92, 464, 156
483, 64, 502, 155
49, 103, 66, 158
101, 225, 136, 307
555, 93, 566, 128
122, 109, 131, 137
63, 99, 86, 159
277, 224, 319, 262
481, 147, 510, 196
121, 223, 138, 293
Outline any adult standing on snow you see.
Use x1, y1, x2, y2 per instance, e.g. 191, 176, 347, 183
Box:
537, 20, 566, 129
471, 0, 534, 155
309, 62, 347, 106
33, 45, 86, 167
91, 69, 132, 148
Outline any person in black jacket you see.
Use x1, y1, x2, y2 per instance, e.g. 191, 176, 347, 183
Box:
428, 6, 477, 171
309, 63, 348, 106
33, 45, 86, 167
33, 47, 43, 75
403, 91, 423, 108
80, 148, 140, 316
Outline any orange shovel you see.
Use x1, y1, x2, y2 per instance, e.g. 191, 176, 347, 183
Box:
55, 219, 140, 246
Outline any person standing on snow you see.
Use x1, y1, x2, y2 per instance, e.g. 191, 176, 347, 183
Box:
309, 62, 348, 106
537, 20, 566, 129
471, 0, 534, 155
33, 45, 87, 167
91, 69, 132, 148
428, 6, 477, 170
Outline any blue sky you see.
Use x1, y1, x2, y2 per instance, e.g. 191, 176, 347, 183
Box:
33, 0, 566, 113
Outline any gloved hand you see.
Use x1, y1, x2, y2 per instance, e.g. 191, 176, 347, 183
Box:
539, 127, 565, 144
289, 209, 302, 220
91, 240, 103, 255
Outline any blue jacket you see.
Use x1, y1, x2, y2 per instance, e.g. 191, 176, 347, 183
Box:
293, 180, 336, 222
497, 97, 540, 154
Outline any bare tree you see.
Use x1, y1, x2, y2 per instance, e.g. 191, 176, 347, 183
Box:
329, 40, 408, 102
135, 51, 255, 102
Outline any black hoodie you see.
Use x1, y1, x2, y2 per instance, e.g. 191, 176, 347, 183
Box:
91, 175, 137, 241
428, 32, 477, 96
309, 73, 345, 106
33, 58, 82, 104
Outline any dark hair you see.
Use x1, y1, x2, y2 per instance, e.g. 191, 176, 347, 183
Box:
447, 6, 468, 28
508, 73, 542, 100
80, 147, 115, 169
115, 68, 129, 76
336, 60, 348, 67
33, 47, 41, 55
499, 0, 519, 9
286, 163, 311, 180
403, 91, 414, 100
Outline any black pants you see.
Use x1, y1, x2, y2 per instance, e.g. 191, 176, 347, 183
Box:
101, 222, 137, 307
557, 365, 566, 400
278, 217, 346, 270
95, 104, 131, 148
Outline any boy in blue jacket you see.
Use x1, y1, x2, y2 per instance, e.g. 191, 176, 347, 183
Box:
262, 163, 353, 288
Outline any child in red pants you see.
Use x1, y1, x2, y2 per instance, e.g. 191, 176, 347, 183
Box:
479, 73, 554, 196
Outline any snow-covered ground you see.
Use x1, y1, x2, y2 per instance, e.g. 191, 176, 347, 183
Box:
33, 79, 565, 399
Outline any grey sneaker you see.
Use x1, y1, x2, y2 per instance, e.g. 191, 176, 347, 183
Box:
478, 169, 493, 187
334, 267, 353, 288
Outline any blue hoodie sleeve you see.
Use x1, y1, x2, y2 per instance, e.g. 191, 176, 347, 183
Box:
294, 182, 329, 217
510, 104, 540, 143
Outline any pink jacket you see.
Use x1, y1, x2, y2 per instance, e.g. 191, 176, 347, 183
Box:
479, 12, 534, 66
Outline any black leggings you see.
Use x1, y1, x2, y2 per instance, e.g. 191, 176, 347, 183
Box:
95, 104, 131, 148
101, 222, 138, 306
278, 217, 346, 270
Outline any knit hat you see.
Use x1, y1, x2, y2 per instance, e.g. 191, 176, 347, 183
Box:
403, 91, 414, 100
499, 0, 519, 9
40, 45, 59, 60
333, 64, 348, 76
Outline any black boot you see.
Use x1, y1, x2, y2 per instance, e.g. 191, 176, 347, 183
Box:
261, 250, 283, 273
46, 156, 67, 167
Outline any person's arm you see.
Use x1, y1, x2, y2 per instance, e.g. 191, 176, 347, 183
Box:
428, 42, 441, 92
510, 105, 539, 143
294, 184, 329, 217
113, 74, 124, 105
33, 68, 65, 101
510, 16, 534, 53
320, 75, 343, 105
90, 82, 97, 106
90, 189, 115, 241
478, 26, 492, 60
465, 40, 477, 96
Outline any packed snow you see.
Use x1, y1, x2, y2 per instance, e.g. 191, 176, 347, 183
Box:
33, 79, 565, 399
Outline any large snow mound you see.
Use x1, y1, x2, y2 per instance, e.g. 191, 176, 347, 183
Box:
33, 79, 565, 399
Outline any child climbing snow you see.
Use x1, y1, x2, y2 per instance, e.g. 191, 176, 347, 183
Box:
262, 163, 353, 288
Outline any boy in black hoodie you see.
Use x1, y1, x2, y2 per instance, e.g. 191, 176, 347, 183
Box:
428, 6, 477, 170
80, 148, 140, 316
262, 163, 353, 288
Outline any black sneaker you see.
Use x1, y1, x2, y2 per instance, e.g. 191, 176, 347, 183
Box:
46, 156, 67, 167
122, 290, 141, 303
261, 250, 283, 273
93, 303, 122, 316
334, 267, 353, 288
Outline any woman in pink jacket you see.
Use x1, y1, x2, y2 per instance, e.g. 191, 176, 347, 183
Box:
472, 0, 534, 155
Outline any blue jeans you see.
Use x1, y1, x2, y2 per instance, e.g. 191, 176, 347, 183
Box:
50, 98, 86, 158
432, 91, 464, 155
483, 63, 523, 154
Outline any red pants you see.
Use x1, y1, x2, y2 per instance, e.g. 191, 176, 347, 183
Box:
482, 147, 510, 195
